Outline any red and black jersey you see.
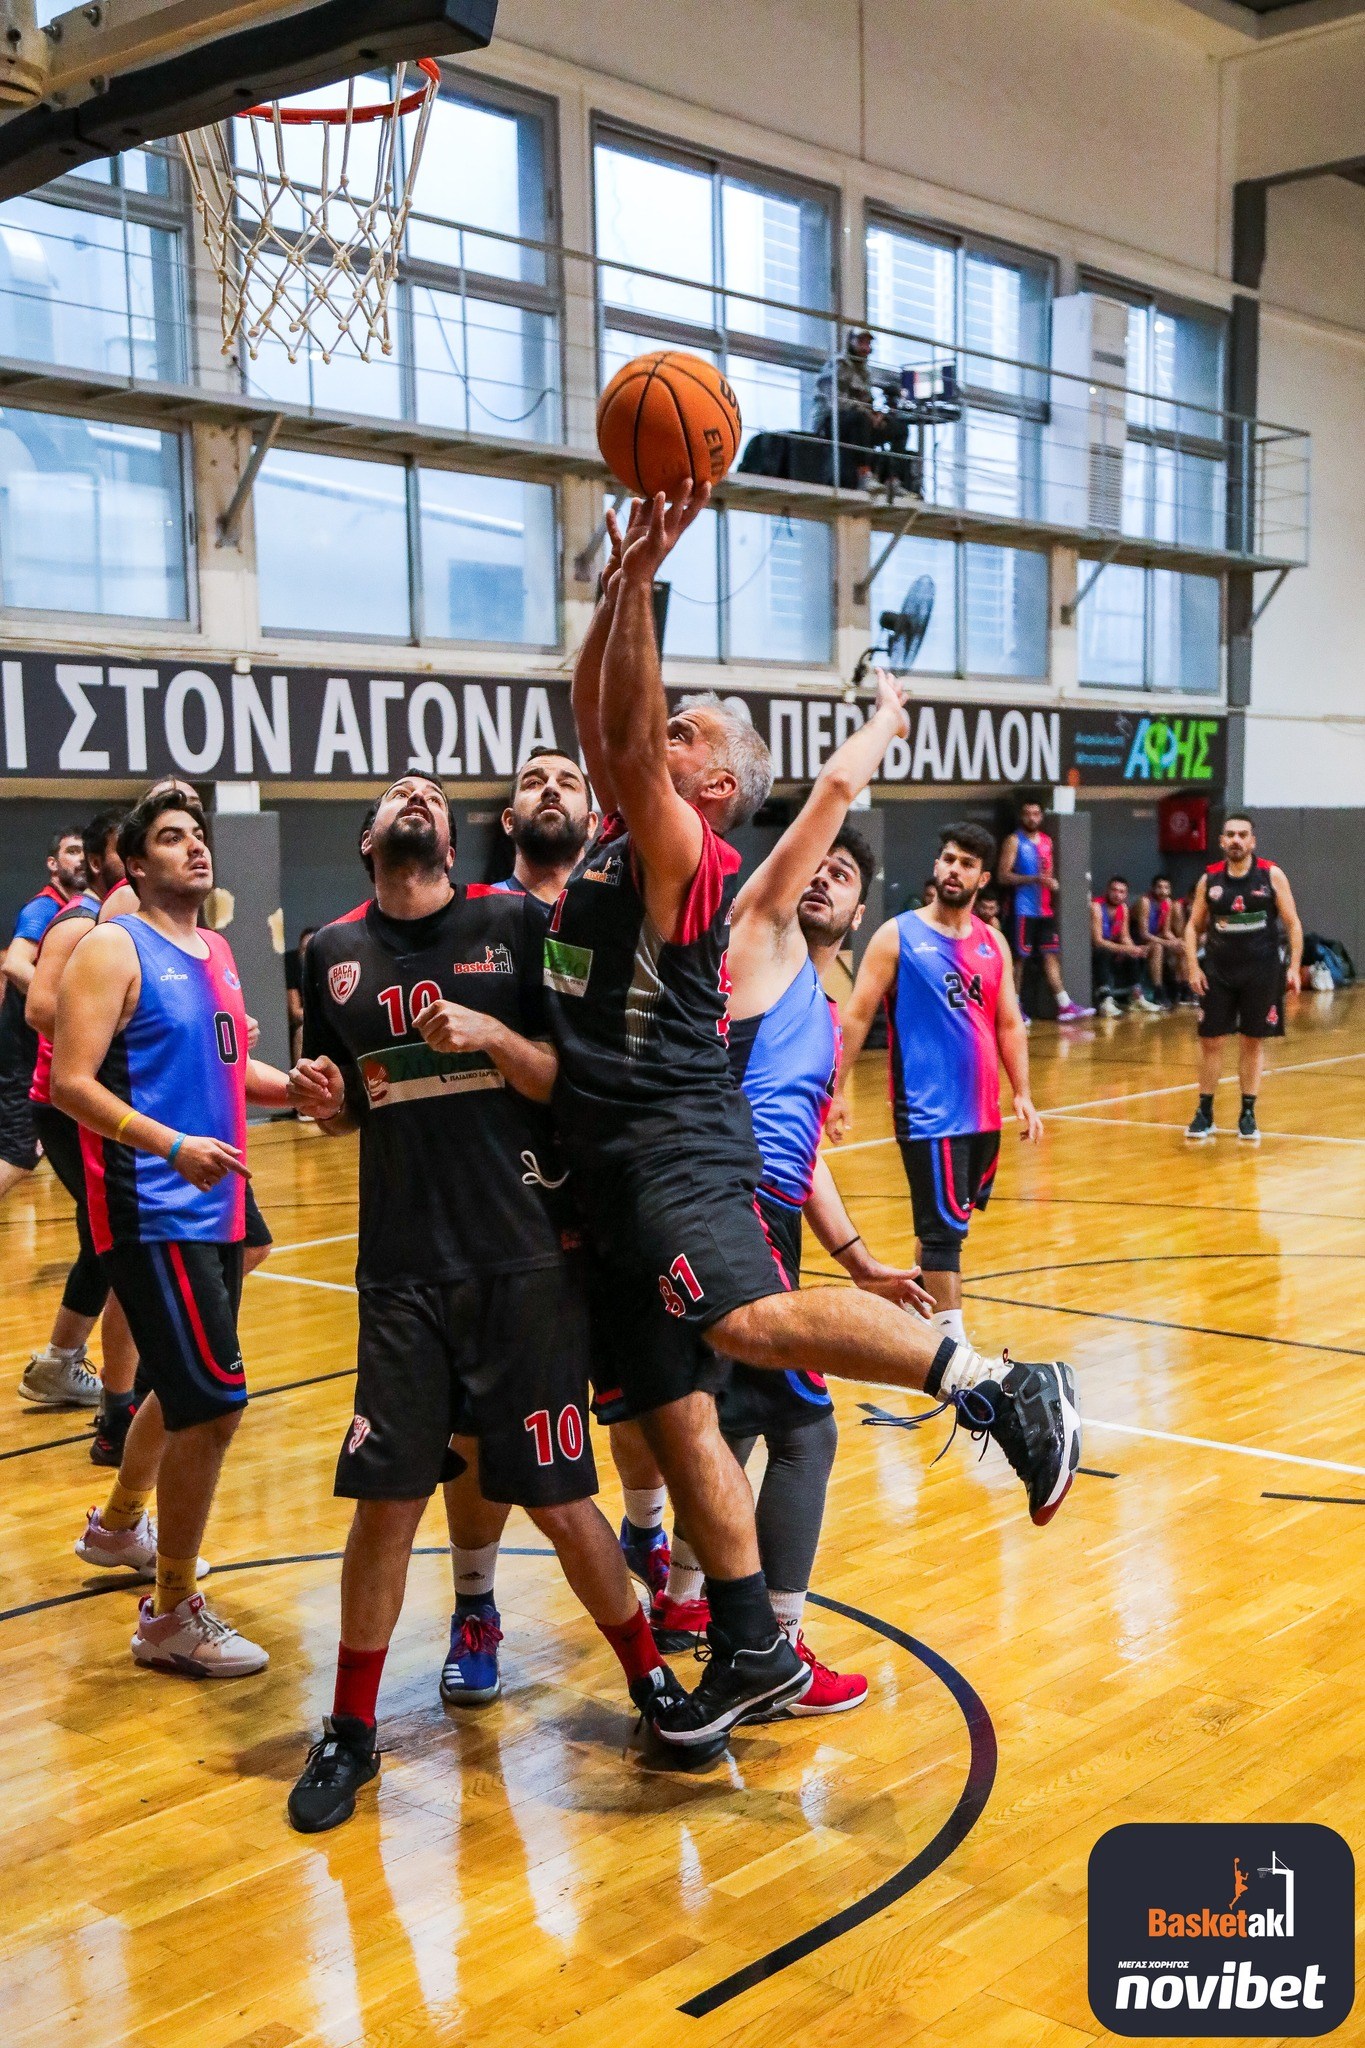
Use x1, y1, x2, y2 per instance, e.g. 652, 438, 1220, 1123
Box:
303, 888, 568, 1288
1203, 858, 1281, 971
542, 809, 741, 1110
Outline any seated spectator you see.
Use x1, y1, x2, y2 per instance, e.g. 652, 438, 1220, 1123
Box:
976, 886, 1001, 930
285, 926, 316, 1065
1137, 874, 1194, 1008
812, 327, 908, 491
1092, 878, 1161, 1016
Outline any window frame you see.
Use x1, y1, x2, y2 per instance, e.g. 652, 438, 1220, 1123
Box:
869, 530, 1050, 684
1077, 267, 1229, 460
253, 442, 561, 652
1075, 559, 1225, 698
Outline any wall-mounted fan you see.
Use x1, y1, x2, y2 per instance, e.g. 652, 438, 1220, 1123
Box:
852, 574, 935, 683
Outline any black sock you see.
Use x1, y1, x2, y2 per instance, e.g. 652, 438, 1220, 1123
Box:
100, 1389, 135, 1425
705, 1571, 777, 1652
624, 1517, 659, 1547
1241, 1094, 1256, 1116
455, 1590, 495, 1617
1198, 1094, 1214, 1118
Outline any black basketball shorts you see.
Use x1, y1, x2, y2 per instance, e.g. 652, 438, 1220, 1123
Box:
32, 1102, 108, 1320
243, 1184, 273, 1250
1012, 912, 1059, 958
338, 1259, 597, 1508
560, 1094, 792, 1427
1198, 961, 1286, 1040
712, 1190, 834, 1440
898, 1130, 1001, 1272
101, 1239, 246, 1431
0, 1070, 40, 1173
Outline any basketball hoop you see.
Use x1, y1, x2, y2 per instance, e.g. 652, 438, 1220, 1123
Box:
179, 58, 442, 365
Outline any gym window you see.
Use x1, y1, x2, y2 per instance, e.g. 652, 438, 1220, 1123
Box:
246, 73, 563, 444
0, 146, 189, 385
253, 447, 559, 648
865, 211, 1053, 520
593, 125, 837, 461
655, 502, 833, 667
868, 530, 1048, 680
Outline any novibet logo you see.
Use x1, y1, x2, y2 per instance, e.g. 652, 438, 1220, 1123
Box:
1089, 1824, 1354, 2037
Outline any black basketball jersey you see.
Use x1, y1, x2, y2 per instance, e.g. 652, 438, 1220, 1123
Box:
541, 810, 741, 1110
1203, 858, 1281, 970
303, 889, 568, 1287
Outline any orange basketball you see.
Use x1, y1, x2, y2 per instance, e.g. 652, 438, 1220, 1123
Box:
596, 350, 742, 498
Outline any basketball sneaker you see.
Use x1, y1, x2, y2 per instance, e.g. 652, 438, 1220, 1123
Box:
648, 1623, 812, 1748
1056, 998, 1095, 1022
287, 1715, 381, 1834
130, 1592, 268, 1677
1238, 1104, 1260, 1144
618, 1518, 670, 1606
649, 1591, 710, 1653
1097, 995, 1121, 1018
628, 1663, 728, 1765
785, 1635, 868, 1715
89, 1401, 136, 1468
944, 1358, 1081, 1527
19, 1347, 101, 1408
440, 1601, 503, 1706
74, 1506, 209, 1581
1136, 990, 1164, 1014
1186, 1104, 1216, 1141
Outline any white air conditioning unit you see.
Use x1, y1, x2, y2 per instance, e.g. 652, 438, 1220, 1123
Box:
1046, 292, 1129, 533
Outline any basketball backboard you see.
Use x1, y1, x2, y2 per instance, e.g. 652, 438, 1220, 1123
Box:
0, 0, 497, 196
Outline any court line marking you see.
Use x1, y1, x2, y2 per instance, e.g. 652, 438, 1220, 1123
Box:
1085, 1418, 1365, 1479
1263, 1492, 1365, 1507
249, 1269, 355, 1295
965, 1289, 1365, 1360
828, 1047, 1365, 1155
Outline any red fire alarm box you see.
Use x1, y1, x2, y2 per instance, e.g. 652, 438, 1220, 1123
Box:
1158, 792, 1208, 855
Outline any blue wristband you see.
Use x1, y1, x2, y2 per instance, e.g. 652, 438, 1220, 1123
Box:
167, 1134, 185, 1167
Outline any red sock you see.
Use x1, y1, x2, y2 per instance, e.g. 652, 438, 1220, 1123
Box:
598, 1604, 661, 1686
333, 1642, 388, 1727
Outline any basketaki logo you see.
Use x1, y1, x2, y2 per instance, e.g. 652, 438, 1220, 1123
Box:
1123, 716, 1219, 783
1089, 1823, 1354, 2036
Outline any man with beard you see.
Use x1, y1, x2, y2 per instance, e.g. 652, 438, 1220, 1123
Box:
548, 488, 1078, 1753
655, 671, 933, 1717
490, 749, 598, 901
0, 827, 87, 1234
830, 823, 1043, 1354
286, 775, 697, 1832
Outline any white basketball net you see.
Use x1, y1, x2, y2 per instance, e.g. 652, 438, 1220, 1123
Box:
178, 60, 440, 364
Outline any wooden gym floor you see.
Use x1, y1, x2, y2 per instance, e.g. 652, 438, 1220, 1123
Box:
2, 990, 1363, 2048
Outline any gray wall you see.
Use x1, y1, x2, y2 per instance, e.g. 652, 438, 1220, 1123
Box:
1237, 808, 1364, 964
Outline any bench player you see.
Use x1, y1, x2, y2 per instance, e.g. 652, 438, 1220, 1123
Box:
547, 486, 1079, 1752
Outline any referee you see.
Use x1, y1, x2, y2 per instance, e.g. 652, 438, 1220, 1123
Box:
1184, 814, 1303, 1143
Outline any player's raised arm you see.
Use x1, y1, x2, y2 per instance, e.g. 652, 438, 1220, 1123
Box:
826, 917, 900, 1142
570, 509, 630, 815
599, 486, 710, 926
989, 925, 1043, 1140
1270, 865, 1304, 991
733, 669, 908, 934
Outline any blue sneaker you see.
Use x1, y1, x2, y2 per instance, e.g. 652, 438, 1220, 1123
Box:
618, 1519, 670, 1605
440, 1601, 503, 1707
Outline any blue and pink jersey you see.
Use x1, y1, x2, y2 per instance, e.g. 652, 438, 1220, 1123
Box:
81, 917, 249, 1251
888, 911, 1004, 1140
1011, 830, 1054, 919
727, 956, 841, 1208
1095, 899, 1130, 944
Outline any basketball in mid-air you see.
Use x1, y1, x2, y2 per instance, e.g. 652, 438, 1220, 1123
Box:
597, 349, 742, 498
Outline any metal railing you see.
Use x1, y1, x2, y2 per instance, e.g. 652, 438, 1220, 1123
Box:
0, 186, 1312, 571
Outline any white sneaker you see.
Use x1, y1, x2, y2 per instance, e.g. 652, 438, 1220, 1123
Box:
1097, 995, 1121, 1018
131, 1592, 268, 1678
74, 1506, 210, 1582
1136, 992, 1164, 1014
20, 1348, 101, 1408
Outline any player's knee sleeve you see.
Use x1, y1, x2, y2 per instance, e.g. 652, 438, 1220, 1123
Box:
753, 1411, 839, 1594
916, 1222, 964, 1274
61, 1246, 108, 1321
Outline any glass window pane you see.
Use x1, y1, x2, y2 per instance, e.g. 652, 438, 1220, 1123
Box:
869, 532, 957, 675
724, 352, 809, 459
721, 177, 831, 348
659, 504, 720, 660
244, 270, 404, 418
1151, 570, 1220, 696
727, 512, 831, 664
596, 142, 715, 328
1078, 562, 1146, 689
412, 289, 559, 441
407, 91, 547, 286
0, 197, 184, 381
255, 449, 410, 637
0, 409, 186, 618
964, 545, 1047, 677
418, 470, 557, 645
963, 250, 1049, 395
866, 223, 954, 355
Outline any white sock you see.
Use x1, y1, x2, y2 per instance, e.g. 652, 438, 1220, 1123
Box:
931, 1308, 967, 1347
451, 1539, 499, 1602
46, 1343, 85, 1364
665, 1536, 704, 1605
621, 1485, 666, 1533
1058, 989, 1072, 1007
770, 1589, 806, 1641
937, 1342, 989, 1397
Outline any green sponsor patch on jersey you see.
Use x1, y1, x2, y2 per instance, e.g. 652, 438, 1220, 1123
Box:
543, 938, 592, 997
358, 1041, 503, 1108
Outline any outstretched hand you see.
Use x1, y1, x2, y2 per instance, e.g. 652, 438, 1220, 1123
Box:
610, 482, 712, 588
871, 665, 911, 739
